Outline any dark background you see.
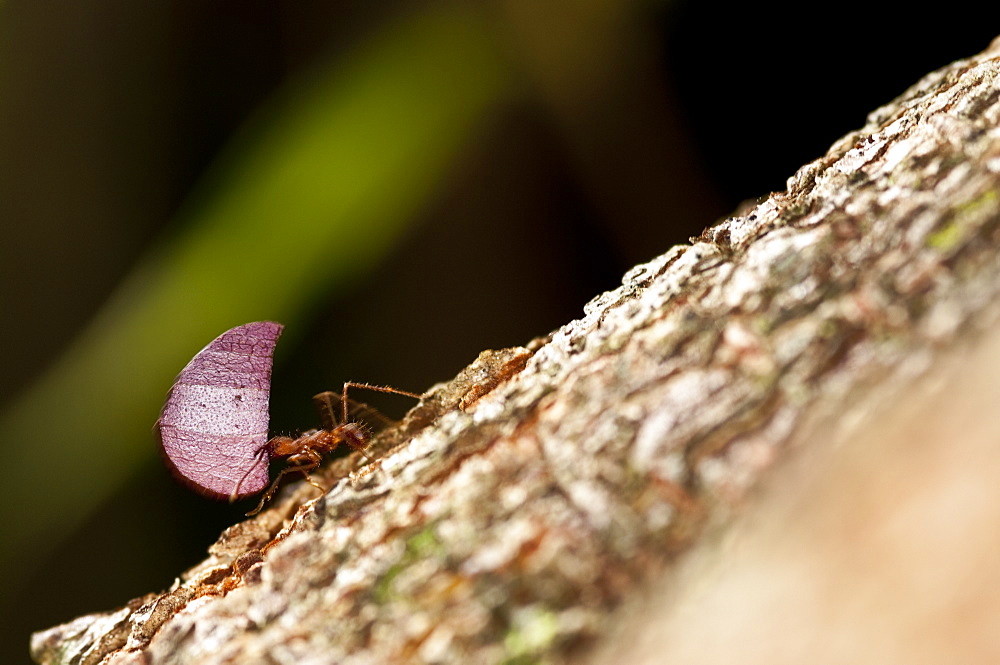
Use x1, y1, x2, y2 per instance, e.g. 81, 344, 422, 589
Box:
2, 2, 997, 663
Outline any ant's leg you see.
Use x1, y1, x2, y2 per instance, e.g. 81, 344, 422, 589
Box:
341, 382, 424, 424
312, 391, 341, 430
245, 462, 321, 516
244, 450, 323, 516
350, 402, 395, 430
349, 454, 385, 483
287, 448, 327, 491
245, 470, 285, 516
314, 390, 395, 430
230, 444, 272, 503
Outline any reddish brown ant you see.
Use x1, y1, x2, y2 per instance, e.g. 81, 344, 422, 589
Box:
242, 382, 422, 515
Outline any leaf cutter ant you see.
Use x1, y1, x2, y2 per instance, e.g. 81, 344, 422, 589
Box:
155, 322, 422, 514
242, 383, 422, 515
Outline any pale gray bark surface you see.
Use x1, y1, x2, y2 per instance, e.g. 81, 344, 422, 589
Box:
32, 37, 1000, 665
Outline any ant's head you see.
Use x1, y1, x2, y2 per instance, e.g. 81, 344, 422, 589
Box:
339, 421, 371, 448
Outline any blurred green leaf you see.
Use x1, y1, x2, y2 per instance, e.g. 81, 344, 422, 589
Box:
0, 5, 509, 579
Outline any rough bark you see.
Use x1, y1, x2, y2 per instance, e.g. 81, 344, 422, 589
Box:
31, 37, 1000, 665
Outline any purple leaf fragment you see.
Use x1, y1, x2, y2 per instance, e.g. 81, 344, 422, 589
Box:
155, 321, 283, 500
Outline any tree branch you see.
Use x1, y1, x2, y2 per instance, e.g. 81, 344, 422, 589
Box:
32, 37, 1000, 665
